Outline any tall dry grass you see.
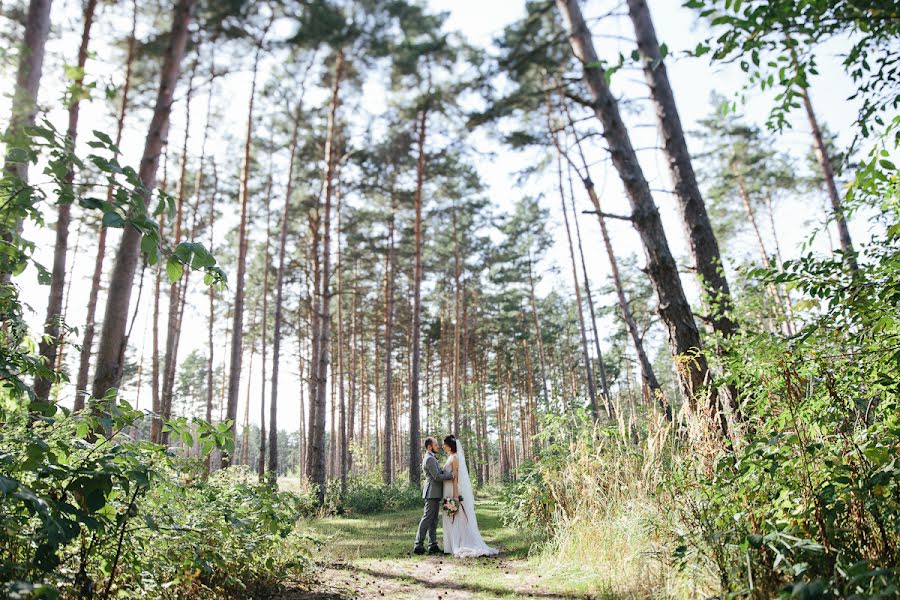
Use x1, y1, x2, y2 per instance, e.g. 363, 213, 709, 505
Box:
528, 413, 719, 598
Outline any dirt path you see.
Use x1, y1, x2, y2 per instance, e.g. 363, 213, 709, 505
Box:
280, 500, 586, 599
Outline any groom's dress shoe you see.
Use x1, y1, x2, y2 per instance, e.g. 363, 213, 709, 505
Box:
427, 546, 442, 555
413, 545, 426, 555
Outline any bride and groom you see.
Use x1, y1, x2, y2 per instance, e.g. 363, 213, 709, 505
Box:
413, 435, 499, 558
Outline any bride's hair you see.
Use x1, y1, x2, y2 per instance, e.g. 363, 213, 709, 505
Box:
443, 435, 457, 453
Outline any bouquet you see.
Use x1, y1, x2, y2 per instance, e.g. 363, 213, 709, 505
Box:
442, 496, 464, 522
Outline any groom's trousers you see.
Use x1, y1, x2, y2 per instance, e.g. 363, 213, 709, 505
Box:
415, 498, 440, 547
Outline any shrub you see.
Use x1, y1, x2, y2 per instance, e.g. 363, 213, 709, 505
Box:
0, 398, 311, 598
323, 474, 422, 516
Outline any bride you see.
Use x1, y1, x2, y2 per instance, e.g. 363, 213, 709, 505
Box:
441, 435, 499, 558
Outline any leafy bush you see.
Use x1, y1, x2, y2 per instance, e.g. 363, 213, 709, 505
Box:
0, 398, 311, 598
669, 224, 900, 598
323, 474, 422, 516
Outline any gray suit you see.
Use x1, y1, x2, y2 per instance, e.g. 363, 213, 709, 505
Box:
415, 451, 454, 548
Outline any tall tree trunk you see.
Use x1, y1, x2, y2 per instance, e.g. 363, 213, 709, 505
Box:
204, 158, 218, 473
382, 192, 396, 484
92, 0, 196, 404
566, 164, 612, 418
33, 0, 97, 401
451, 206, 462, 434
1, 0, 52, 286
788, 45, 857, 270
309, 51, 344, 502
297, 330, 307, 478
150, 202, 165, 443
552, 139, 598, 417
409, 106, 427, 485
526, 256, 550, 407
258, 178, 273, 481
555, 0, 715, 428
336, 184, 348, 492
582, 179, 671, 421
223, 40, 264, 467
54, 221, 83, 373
626, 0, 737, 339
75, 0, 137, 410
240, 311, 257, 467
269, 108, 302, 477
160, 65, 196, 444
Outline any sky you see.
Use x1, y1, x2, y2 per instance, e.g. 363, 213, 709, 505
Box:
7, 0, 882, 434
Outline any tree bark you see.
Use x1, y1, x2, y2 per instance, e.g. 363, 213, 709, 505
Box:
75, 0, 137, 411
150, 204, 165, 443
382, 191, 396, 484
92, 0, 195, 403
583, 180, 671, 421
309, 51, 344, 502
223, 40, 263, 467
1, 0, 52, 283
789, 45, 857, 270
204, 158, 218, 473
34, 0, 97, 401
555, 0, 715, 426
526, 256, 550, 408
269, 108, 302, 477
451, 205, 462, 434
258, 177, 273, 481
567, 164, 612, 418
160, 65, 196, 444
626, 0, 737, 339
553, 144, 598, 417
409, 106, 427, 485
336, 183, 347, 492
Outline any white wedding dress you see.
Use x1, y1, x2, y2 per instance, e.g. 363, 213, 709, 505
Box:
442, 441, 499, 558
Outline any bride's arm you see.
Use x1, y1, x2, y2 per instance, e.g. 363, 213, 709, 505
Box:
452, 458, 460, 499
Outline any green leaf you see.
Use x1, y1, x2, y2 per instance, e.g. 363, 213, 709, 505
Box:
102, 212, 125, 228
165, 259, 183, 283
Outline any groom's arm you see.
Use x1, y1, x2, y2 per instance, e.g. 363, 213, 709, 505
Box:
424, 456, 455, 481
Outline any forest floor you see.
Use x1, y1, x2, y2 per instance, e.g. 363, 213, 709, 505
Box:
280, 498, 595, 599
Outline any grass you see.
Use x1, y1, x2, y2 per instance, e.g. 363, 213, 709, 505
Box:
295, 496, 595, 599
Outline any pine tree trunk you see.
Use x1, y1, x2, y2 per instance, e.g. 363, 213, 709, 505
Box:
336, 184, 348, 492
75, 0, 137, 410
553, 142, 598, 417
567, 165, 612, 418
583, 180, 671, 421
33, 0, 97, 401
204, 159, 218, 473
1, 0, 52, 285
789, 45, 857, 270
526, 258, 550, 408
451, 206, 462, 434
269, 107, 302, 477
223, 41, 263, 467
555, 0, 715, 427
626, 0, 737, 339
160, 66, 196, 444
409, 106, 427, 485
258, 179, 272, 481
297, 330, 307, 478
309, 51, 344, 502
150, 206, 165, 443
382, 192, 396, 484
92, 0, 196, 404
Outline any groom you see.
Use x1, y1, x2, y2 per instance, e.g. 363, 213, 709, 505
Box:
413, 436, 454, 555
